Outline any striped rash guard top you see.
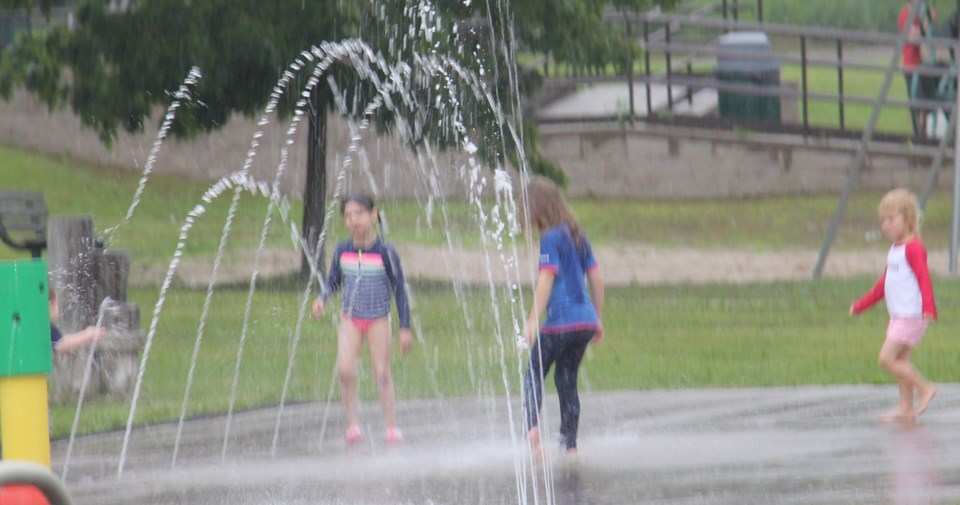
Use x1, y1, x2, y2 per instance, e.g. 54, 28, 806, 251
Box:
539, 224, 600, 334
322, 237, 411, 328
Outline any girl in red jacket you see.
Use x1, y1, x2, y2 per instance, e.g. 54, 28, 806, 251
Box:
850, 188, 937, 423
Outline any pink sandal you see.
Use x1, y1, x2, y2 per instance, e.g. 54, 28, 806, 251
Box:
345, 425, 364, 446
385, 427, 404, 445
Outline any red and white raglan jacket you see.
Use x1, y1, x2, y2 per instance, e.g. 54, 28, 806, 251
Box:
851, 239, 937, 319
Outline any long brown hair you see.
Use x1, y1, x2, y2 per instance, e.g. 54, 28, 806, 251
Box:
524, 177, 584, 249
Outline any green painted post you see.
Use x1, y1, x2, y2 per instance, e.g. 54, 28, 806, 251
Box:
0, 259, 52, 376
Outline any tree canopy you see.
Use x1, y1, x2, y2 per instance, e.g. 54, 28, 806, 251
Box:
1, 0, 671, 175
0, 0, 672, 276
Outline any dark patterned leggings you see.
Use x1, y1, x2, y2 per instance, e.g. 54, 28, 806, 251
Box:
523, 329, 595, 450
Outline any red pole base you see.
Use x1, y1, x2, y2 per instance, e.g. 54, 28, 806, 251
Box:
0, 485, 50, 505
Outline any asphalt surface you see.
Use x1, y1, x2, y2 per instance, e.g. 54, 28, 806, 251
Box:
51, 384, 960, 504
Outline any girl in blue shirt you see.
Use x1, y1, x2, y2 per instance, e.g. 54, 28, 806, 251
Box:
312, 193, 412, 446
522, 178, 605, 460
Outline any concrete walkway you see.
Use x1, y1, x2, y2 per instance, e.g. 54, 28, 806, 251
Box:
534, 83, 719, 120
56, 385, 960, 504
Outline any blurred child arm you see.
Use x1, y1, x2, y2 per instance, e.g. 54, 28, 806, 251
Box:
313, 243, 343, 319
384, 245, 411, 330
587, 265, 605, 343
54, 326, 106, 354
385, 245, 413, 354
525, 269, 555, 345
323, 244, 344, 299
851, 270, 886, 315
905, 241, 937, 320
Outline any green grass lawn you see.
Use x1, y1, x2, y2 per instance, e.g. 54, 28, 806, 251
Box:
47, 276, 960, 438
681, 0, 958, 33
781, 63, 915, 135
0, 146, 298, 265
14, 144, 957, 262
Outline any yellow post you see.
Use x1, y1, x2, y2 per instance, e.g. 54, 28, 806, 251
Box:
0, 259, 54, 468
0, 376, 51, 467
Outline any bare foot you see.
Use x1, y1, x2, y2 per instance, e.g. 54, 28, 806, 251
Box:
916, 384, 938, 416
528, 427, 546, 463
879, 408, 916, 424
564, 448, 580, 464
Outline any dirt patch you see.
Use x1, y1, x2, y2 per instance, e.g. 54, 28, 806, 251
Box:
395, 243, 949, 286
130, 243, 953, 288
132, 247, 305, 288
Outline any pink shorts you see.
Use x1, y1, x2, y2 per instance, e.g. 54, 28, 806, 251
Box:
343, 314, 378, 332
886, 317, 929, 348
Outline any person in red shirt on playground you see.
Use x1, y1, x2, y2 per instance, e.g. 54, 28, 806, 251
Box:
899, 0, 938, 135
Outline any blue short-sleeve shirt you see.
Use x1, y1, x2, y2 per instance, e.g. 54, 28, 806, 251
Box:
539, 224, 599, 333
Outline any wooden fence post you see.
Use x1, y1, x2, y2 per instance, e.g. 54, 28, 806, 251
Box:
97, 301, 142, 398
47, 216, 101, 402
46, 216, 142, 403
46, 216, 98, 331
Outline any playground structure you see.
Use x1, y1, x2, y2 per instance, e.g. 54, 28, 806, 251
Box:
0, 193, 80, 505
0, 192, 54, 486
903, 1, 957, 138
0, 258, 70, 504
0, 258, 52, 467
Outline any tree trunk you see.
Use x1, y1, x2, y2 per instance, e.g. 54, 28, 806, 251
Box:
301, 90, 328, 281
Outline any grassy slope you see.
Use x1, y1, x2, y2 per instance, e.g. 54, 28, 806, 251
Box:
17, 144, 957, 260
0, 147, 297, 264
680, 0, 958, 32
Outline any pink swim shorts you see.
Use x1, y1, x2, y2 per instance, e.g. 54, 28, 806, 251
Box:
886, 317, 929, 348
343, 314, 378, 332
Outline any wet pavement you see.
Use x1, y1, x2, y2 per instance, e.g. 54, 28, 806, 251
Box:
54, 385, 960, 504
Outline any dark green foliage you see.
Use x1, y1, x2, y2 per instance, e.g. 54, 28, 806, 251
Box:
0, 0, 673, 183
0, 0, 57, 16
2, 0, 362, 144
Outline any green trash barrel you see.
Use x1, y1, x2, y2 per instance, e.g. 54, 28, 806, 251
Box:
715, 31, 781, 122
